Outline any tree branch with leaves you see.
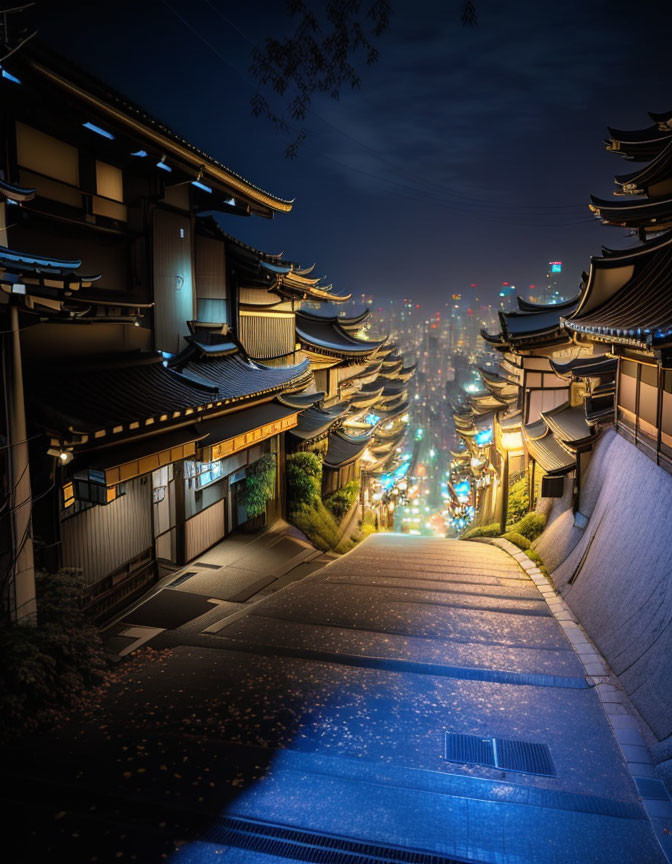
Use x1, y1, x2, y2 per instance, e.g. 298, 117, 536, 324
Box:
250, 0, 392, 157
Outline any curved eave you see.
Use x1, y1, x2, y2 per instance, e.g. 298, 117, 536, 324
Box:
590, 193, 672, 217
279, 284, 352, 303
516, 293, 582, 313
599, 229, 672, 261
541, 402, 597, 449
480, 328, 505, 346
29, 59, 294, 214
614, 139, 672, 192
0, 178, 36, 202
607, 124, 672, 145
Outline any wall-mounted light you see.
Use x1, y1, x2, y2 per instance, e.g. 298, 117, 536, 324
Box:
48, 447, 73, 465
1, 67, 21, 84
83, 121, 115, 140
156, 157, 172, 173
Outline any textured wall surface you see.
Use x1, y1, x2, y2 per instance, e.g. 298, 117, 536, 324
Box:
535, 429, 672, 784
60, 477, 152, 584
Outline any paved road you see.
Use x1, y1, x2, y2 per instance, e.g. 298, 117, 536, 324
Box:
5, 535, 663, 863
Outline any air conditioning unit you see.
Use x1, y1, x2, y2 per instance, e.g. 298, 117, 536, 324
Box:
541, 475, 564, 498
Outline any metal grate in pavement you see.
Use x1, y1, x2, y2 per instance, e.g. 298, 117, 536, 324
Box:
496, 737, 556, 776
204, 816, 474, 863
168, 571, 197, 587
445, 732, 556, 776
445, 733, 495, 767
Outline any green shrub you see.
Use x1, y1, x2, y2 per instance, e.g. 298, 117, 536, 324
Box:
525, 548, 550, 579
286, 451, 322, 509
462, 522, 501, 539
507, 512, 546, 542
324, 481, 359, 520
240, 453, 276, 518
291, 499, 341, 551
0, 569, 107, 735
506, 475, 529, 526
502, 531, 531, 550
362, 509, 376, 527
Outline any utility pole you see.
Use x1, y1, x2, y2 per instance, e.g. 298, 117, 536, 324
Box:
3, 299, 37, 623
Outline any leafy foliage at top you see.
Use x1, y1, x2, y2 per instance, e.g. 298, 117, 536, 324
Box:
0, 569, 107, 735
507, 512, 546, 542
251, 1, 478, 156
324, 480, 360, 519
241, 453, 277, 517
250, 0, 391, 157
286, 451, 323, 508
506, 474, 530, 526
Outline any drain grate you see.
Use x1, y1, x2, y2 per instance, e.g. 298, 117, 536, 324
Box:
168, 571, 197, 587
204, 816, 472, 863
496, 737, 556, 776
445, 732, 556, 776
444, 733, 495, 767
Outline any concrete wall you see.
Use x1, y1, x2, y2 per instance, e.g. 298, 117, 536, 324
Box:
534, 429, 672, 786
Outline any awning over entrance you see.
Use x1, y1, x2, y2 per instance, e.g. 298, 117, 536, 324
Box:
75, 425, 206, 488
197, 402, 299, 461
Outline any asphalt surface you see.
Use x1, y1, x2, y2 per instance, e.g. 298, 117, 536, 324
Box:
4, 534, 663, 864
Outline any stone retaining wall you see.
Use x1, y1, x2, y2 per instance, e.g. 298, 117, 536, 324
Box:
534, 428, 672, 786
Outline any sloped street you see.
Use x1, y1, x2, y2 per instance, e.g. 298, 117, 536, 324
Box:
5, 534, 662, 863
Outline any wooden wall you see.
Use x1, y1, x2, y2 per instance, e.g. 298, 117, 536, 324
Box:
239, 312, 295, 359
185, 499, 226, 560
60, 477, 152, 585
195, 234, 227, 323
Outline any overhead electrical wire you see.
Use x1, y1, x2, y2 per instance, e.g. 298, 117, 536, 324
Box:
159, 0, 602, 226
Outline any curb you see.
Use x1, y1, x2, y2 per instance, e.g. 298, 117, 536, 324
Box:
467, 536, 672, 862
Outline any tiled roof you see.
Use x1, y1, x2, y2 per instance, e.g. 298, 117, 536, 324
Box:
296, 311, 384, 356
27, 350, 310, 437
563, 244, 672, 346
541, 402, 596, 446
291, 404, 349, 440
19, 43, 294, 212
324, 431, 371, 468
523, 423, 575, 476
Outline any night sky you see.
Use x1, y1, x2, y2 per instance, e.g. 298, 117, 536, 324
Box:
35, 1, 672, 310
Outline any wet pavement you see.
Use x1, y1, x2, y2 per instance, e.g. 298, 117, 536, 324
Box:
4, 534, 664, 863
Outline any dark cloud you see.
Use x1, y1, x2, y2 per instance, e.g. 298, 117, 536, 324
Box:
34, 0, 672, 307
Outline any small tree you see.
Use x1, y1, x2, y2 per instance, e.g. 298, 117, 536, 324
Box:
286, 451, 323, 510
0, 568, 107, 734
241, 454, 277, 518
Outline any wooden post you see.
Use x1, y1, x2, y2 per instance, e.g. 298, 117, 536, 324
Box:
499, 451, 509, 535
4, 301, 37, 623
173, 460, 186, 565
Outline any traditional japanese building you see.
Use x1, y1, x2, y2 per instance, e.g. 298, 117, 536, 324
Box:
556, 109, 672, 472
563, 232, 672, 471
480, 295, 590, 424
0, 44, 315, 621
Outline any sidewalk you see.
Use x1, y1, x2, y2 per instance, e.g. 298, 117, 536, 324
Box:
101, 520, 330, 657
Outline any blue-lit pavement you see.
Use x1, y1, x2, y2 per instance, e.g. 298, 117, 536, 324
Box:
8, 535, 663, 862
173, 534, 661, 863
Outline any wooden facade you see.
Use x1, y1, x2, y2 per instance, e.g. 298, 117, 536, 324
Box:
0, 45, 314, 621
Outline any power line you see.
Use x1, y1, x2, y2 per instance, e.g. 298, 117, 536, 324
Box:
195, 0, 592, 217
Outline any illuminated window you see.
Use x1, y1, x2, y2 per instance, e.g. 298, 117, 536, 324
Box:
184, 459, 225, 490
93, 160, 127, 221
62, 481, 75, 509
16, 121, 81, 206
